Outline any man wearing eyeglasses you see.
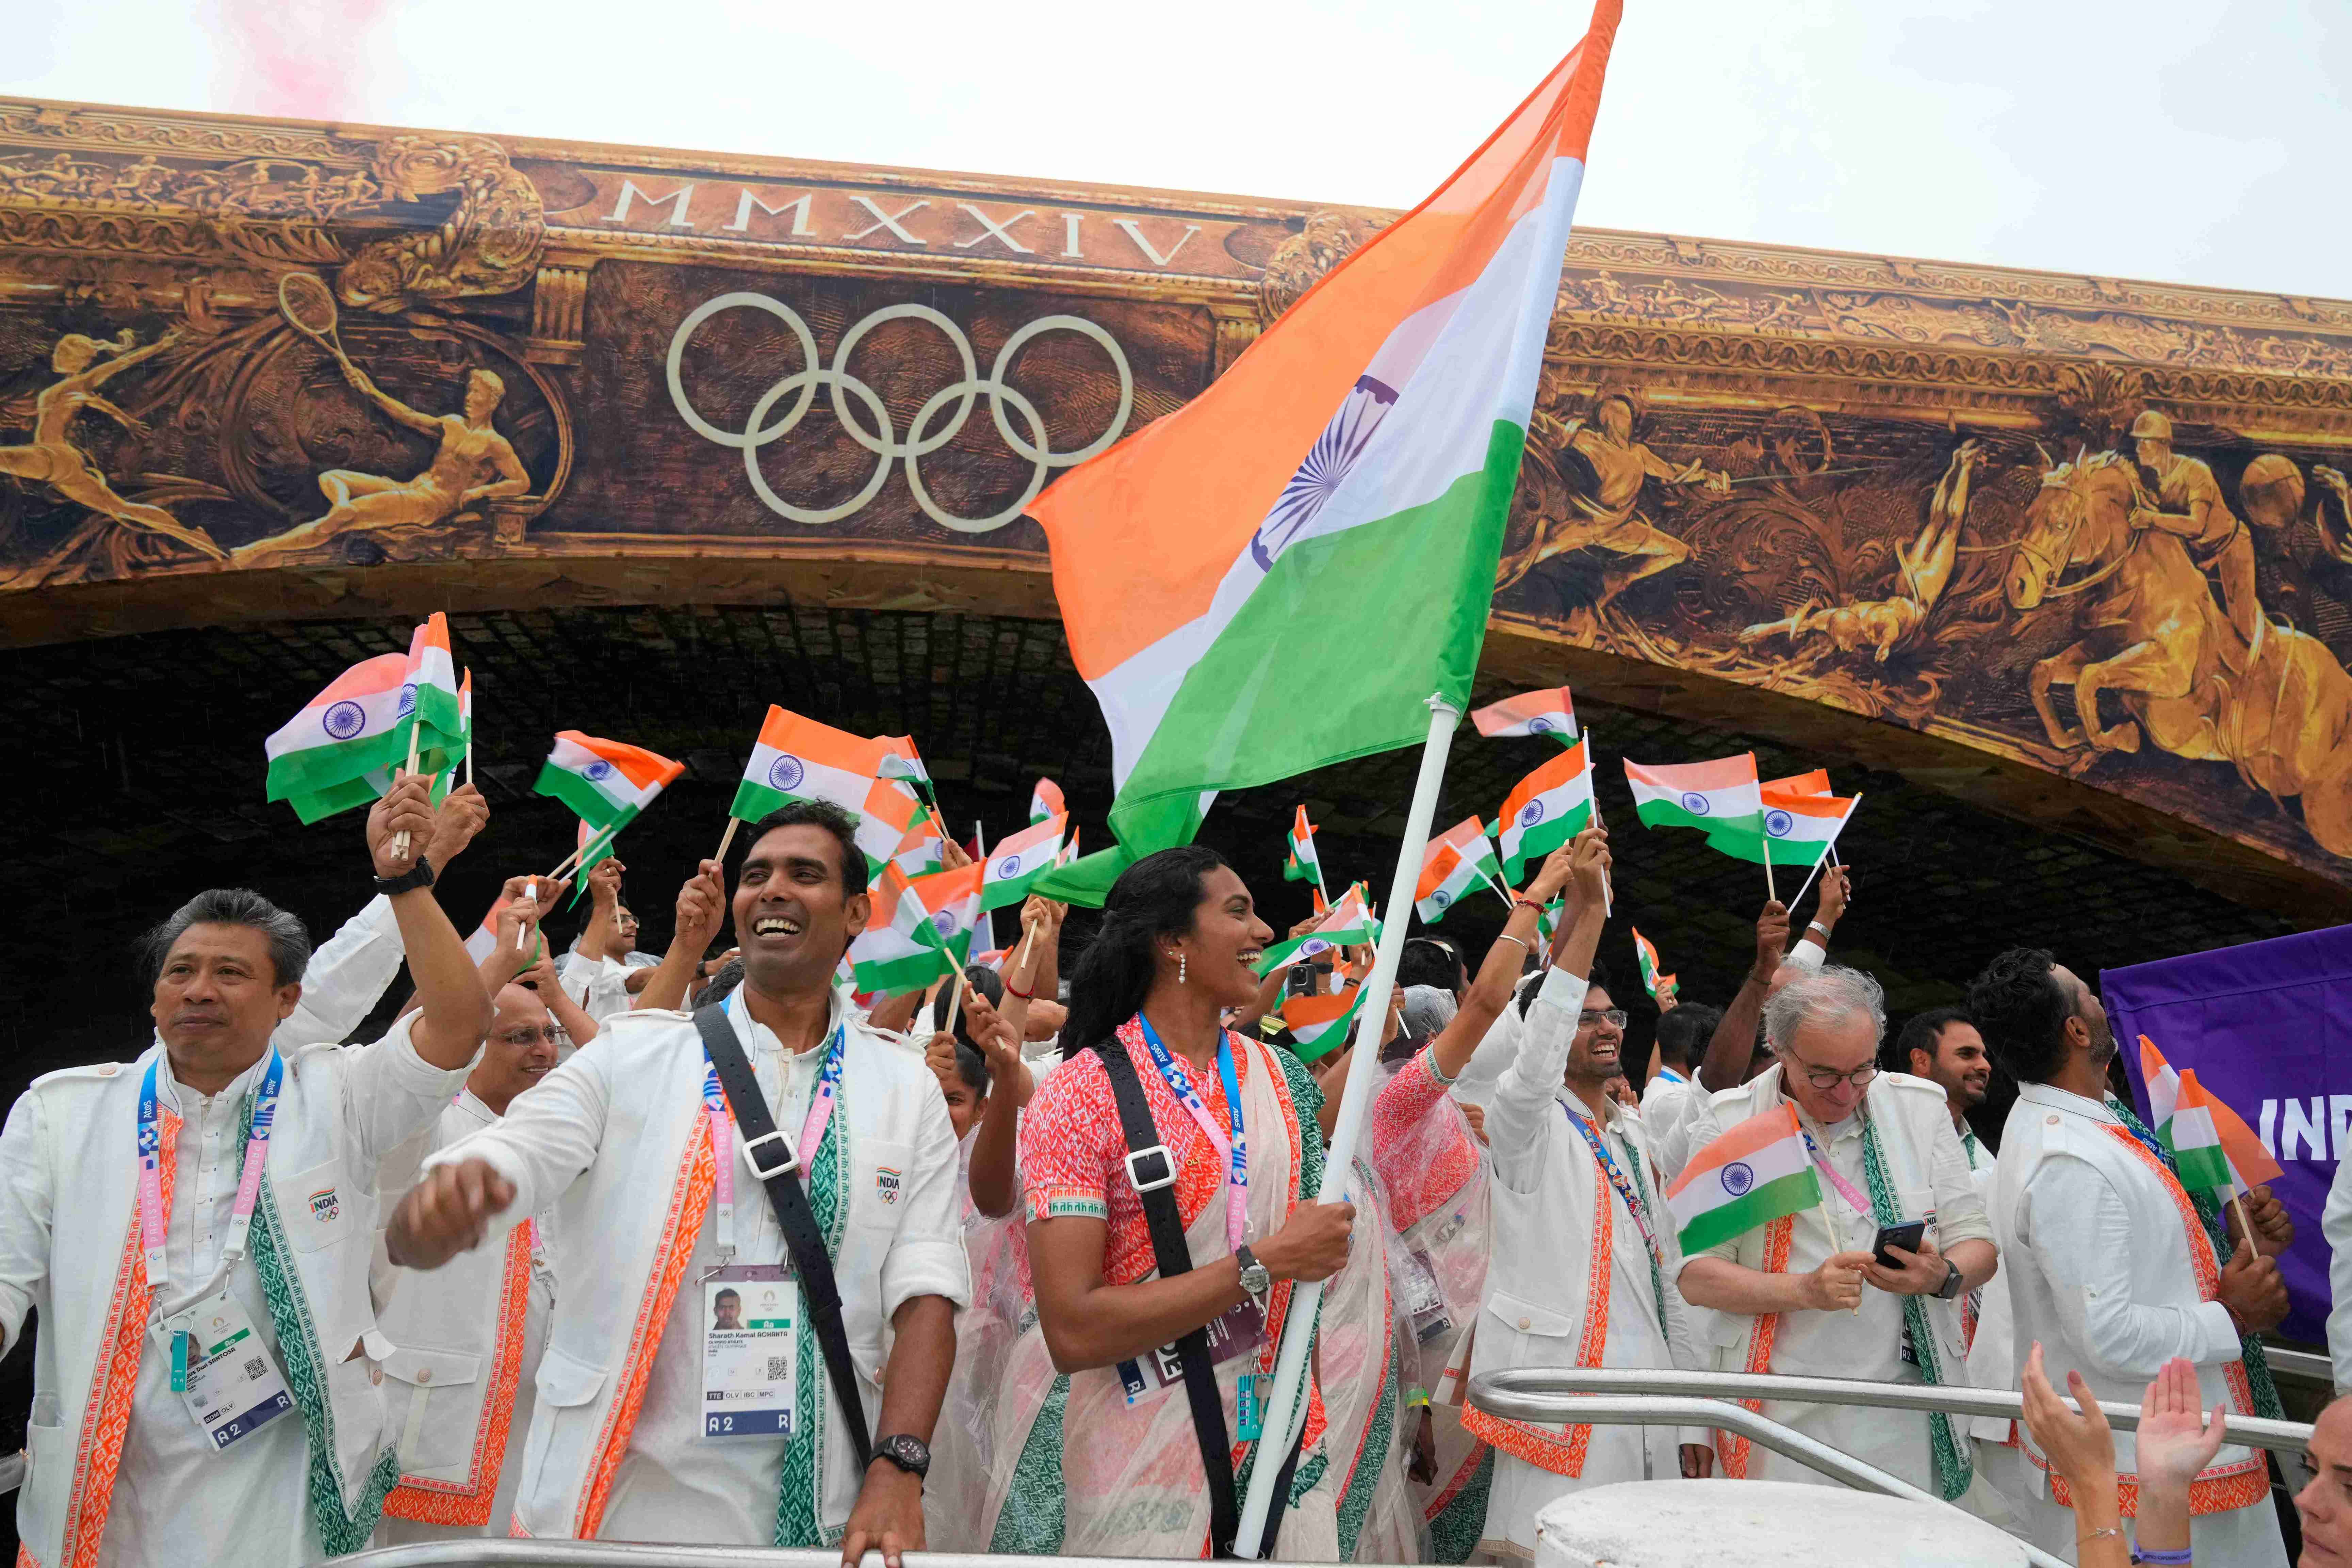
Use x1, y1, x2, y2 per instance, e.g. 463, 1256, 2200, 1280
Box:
1677, 965, 1995, 1504
1463, 830, 1712, 1562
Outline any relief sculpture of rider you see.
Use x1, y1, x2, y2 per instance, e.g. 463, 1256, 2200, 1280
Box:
2125, 410, 2262, 662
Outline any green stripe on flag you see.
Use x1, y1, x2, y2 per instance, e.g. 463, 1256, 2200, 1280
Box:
284, 774, 386, 825
265, 730, 408, 802
729, 778, 790, 825
2169, 1142, 2234, 1194
1673, 1167, 1823, 1256
1501, 798, 1592, 884
536, 765, 635, 830
1048, 421, 1522, 907
854, 947, 953, 996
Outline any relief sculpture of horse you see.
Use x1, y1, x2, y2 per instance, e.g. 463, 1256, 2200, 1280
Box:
2005, 450, 2352, 857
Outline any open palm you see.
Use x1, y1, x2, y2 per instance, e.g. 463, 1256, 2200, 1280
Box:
2134, 1356, 2226, 1488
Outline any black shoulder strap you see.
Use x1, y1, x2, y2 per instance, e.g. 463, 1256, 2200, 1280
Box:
1094, 1037, 1303, 1559
692, 1003, 873, 1469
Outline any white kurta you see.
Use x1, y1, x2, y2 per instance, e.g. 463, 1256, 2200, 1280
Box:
1678, 1065, 1989, 1498
1986, 1082, 2286, 1567
1474, 966, 1705, 1559
2324, 1148, 2352, 1395
559, 953, 653, 1027
373, 1091, 557, 1544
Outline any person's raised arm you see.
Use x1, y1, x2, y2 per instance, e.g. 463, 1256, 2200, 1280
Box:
964, 998, 1027, 1219
630, 859, 727, 1013
522, 953, 599, 1046
370, 775, 493, 1071
1026, 895, 1067, 1012
473, 876, 539, 996
1427, 837, 1577, 1082
2018, 1342, 2129, 1568
1694, 900, 1790, 1092
575, 858, 624, 971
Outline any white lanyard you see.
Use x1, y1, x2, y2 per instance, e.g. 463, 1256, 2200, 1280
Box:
137, 1048, 282, 1303
703, 991, 845, 1262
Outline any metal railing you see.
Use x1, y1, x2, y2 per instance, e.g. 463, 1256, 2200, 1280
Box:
1469, 1366, 2316, 1457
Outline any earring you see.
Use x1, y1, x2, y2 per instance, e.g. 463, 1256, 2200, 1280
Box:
1178, 952, 1188, 986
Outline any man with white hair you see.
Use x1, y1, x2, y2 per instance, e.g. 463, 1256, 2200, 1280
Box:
1677, 964, 1996, 1503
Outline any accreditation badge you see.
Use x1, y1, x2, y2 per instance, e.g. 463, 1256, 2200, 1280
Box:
1115, 1298, 1267, 1408
701, 1264, 797, 1439
168, 1287, 294, 1451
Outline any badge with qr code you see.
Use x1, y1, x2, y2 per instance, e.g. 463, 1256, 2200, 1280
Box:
168, 1286, 294, 1451
701, 1265, 797, 1439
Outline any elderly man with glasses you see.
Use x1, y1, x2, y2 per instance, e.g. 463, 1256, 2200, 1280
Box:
1676, 965, 1997, 1505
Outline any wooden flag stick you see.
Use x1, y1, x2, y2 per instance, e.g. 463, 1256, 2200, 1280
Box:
2232, 1192, 2255, 1249
1585, 724, 1612, 918
942, 970, 967, 1040
714, 816, 742, 864
1012, 919, 1041, 980
390, 723, 423, 858
551, 820, 622, 882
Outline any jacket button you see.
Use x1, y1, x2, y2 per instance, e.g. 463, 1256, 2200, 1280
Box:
370, 1367, 383, 1385
2046, 1116, 2060, 1126
417, 1368, 431, 1383
1517, 1316, 1532, 1331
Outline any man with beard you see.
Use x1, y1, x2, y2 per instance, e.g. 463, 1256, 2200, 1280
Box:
385, 802, 968, 1566
1968, 948, 2290, 1566
1463, 830, 1711, 1562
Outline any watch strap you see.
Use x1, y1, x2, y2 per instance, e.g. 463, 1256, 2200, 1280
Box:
873, 1433, 930, 1477
372, 854, 436, 895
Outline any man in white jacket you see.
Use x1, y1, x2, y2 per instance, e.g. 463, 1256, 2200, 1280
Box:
386, 801, 969, 1567
1968, 947, 2290, 1565
1460, 830, 1710, 1562
372, 965, 570, 1541
0, 776, 493, 1568
1677, 964, 1996, 1503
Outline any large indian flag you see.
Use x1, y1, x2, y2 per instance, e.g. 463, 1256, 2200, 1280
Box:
265, 652, 411, 818
1625, 754, 1765, 861
730, 705, 925, 870
1031, 3, 1623, 901
535, 731, 686, 829
1497, 741, 1595, 883
1666, 1102, 1823, 1255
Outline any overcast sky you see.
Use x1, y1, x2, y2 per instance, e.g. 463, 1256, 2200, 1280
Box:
9, 0, 2348, 300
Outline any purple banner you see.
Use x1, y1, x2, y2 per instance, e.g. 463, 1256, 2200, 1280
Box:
2107, 924, 2352, 1346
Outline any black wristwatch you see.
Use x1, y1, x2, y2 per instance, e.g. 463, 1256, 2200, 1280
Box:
373, 854, 436, 895
1934, 1258, 1965, 1301
871, 1433, 930, 1480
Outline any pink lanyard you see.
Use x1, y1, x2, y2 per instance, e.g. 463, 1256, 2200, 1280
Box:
1800, 1125, 1874, 1218
138, 1048, 281, 1301
706, 992, 844, 1260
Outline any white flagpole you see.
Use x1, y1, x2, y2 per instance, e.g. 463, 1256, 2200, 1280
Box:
1237, 693, 1460, 1556
1584, 724, 1611, 918
1787, 793, 1863, 911
974, 821, 999, 956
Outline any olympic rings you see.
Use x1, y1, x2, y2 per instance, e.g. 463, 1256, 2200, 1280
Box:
666, 291, 1134, 533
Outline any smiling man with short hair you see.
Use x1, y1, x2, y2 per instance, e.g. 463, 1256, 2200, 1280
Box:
385, 801, 968, 1565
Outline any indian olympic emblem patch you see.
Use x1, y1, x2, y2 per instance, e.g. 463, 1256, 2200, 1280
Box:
308, 1188, 341, 1224
876, 1167, 902, 1205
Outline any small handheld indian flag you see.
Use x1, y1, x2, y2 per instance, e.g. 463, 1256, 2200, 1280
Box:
464, 885, 520, 965
1631, 927, 1675, 1002
877, 735, 931, 790
535, 732, 685, 831
849, 864, 958, 996
1758, 775, 1858, 871
731, 705, 925, 870
1472, 686, 1577, 744
1030, 778, 1065, 826
890, 819, 945, 879
981, 813, 1069, 912
1256, 882, 1381, 975
1624, 754, 1765, 863
1666, 1102, 1823, 1255
573, 816, 616, 878
265, 652, 411, 821
1415, 816, 1506, 923
400, 612, 466, 772
1284, 805, 1326, 894
2142, 1036, 2282, 1200
908, 862, 986, 970
1497, 740, 1595, 883
1282, 979, 1365, 1063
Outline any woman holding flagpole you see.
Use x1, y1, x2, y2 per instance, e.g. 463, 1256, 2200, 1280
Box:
989, 847, 1354, 1560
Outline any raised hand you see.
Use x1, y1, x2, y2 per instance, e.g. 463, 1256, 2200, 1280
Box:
673, 858, 728, 955
367, 774, 438, 878
426, 782, 490, 867
588, 856, 626, 905
1526, 834, 1579, 904
1815, 864, 1850, 928
2133, 1355, 2227, 1489
1752, 900, 1791, 982
386, 1158, 516, 1269
2019, 1342, 2117, 1496
1567, 824, 1611, 905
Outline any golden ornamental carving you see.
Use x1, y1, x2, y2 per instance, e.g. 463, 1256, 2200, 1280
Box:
0, 101, 356, 162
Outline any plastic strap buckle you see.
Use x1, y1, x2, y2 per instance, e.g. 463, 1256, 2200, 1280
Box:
740, 1128, 799, 1181
1124, 1144, 1177, 1193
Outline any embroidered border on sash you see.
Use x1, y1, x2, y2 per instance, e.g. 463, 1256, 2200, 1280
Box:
382, 1223, 535, 1525
574, 1120, 715, 1539
1714, 1212, 1793, 1479
1460, 1170, 1615, 1477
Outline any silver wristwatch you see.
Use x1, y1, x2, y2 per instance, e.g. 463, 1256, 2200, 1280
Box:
1235, 1243, 1272, 1309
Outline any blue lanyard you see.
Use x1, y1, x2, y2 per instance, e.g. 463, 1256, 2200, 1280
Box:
1566, 1106, 1658, 1259
136, 1046, 284, 1297
1137, 1014, 1248, 1249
